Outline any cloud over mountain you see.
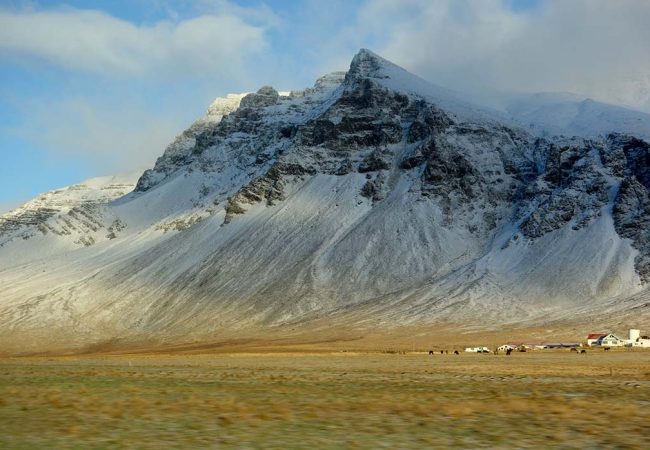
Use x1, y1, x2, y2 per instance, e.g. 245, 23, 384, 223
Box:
0, 6, 270, 79
350, 0, 650, 112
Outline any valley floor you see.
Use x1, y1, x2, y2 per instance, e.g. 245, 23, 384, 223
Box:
1, 349, 649, 449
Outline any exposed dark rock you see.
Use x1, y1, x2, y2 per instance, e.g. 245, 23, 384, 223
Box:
240, 86, 279, 108
358, 150, 391, 173
614, 178, 650, 281
619, 134, 650, 189
299, 114, 402, 149
399, 154, 425, 170
299, 119, 338, 146
335, 159, 353, 175
407, 121, 430, 143
360, 173, 386, 202
222, 162, 316, 224
406, 106, 452, 143
421, 146, 480, 199
279, 125, 296, 139
400, 139, 437, 170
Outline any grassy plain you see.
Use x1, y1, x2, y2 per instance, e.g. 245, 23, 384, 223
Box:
1, 348, 649, 449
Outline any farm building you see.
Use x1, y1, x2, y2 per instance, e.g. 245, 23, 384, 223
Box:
593, 333, 626, 347
543, 343, 581, 349
586, 333, 607, 346
465, 346, 490, 353
626, 329, 650, 348
588, 329, 650, 347
631, 338, 650, 348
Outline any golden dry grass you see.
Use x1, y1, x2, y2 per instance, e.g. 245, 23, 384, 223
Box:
1, 349, 649, 449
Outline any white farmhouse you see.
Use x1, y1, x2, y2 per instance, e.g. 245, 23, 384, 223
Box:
596, 334, 626, 347
590, 329, 650, 347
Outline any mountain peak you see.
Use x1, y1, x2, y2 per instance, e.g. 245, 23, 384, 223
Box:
346, 48, 396, 82
354, 48, 383, 61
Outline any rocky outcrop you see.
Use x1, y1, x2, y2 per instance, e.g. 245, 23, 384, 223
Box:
240, 86, 279, 108
358, 150, 391, 173
614, 178, 650, 281
223, 162, 317, 224
609, 134, 650, 281
519, 141, 610, 238
360, 172, 386, 202
135, 93, 249, 192
0, 177, 136, 247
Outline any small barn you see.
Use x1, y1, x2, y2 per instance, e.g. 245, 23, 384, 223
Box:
465, 346, 490, 353
543, 343, 581, 349
587, 333, 607, 347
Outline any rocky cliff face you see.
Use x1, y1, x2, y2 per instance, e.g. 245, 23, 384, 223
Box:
1, 49, 650, 351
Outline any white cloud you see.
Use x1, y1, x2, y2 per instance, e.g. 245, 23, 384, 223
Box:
190, 0, 282, 27
0, 3, 277, 183
0, 6, 270, 79
351, 0, 650, 111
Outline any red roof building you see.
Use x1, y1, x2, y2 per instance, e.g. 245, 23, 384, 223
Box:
587, 333, 608, 346
587, 333, 607, 340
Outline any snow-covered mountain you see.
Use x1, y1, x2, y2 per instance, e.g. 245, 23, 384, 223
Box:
502, 92, 650, 141
0, 173, 139, 262
2, 49, 650, 352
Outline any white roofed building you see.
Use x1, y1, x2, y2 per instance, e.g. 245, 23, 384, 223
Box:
596, 334, 626, 347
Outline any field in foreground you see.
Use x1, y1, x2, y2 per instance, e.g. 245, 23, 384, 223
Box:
1, 350, 649, 449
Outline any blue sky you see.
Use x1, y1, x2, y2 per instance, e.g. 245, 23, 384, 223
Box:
1, 0, 649, 212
